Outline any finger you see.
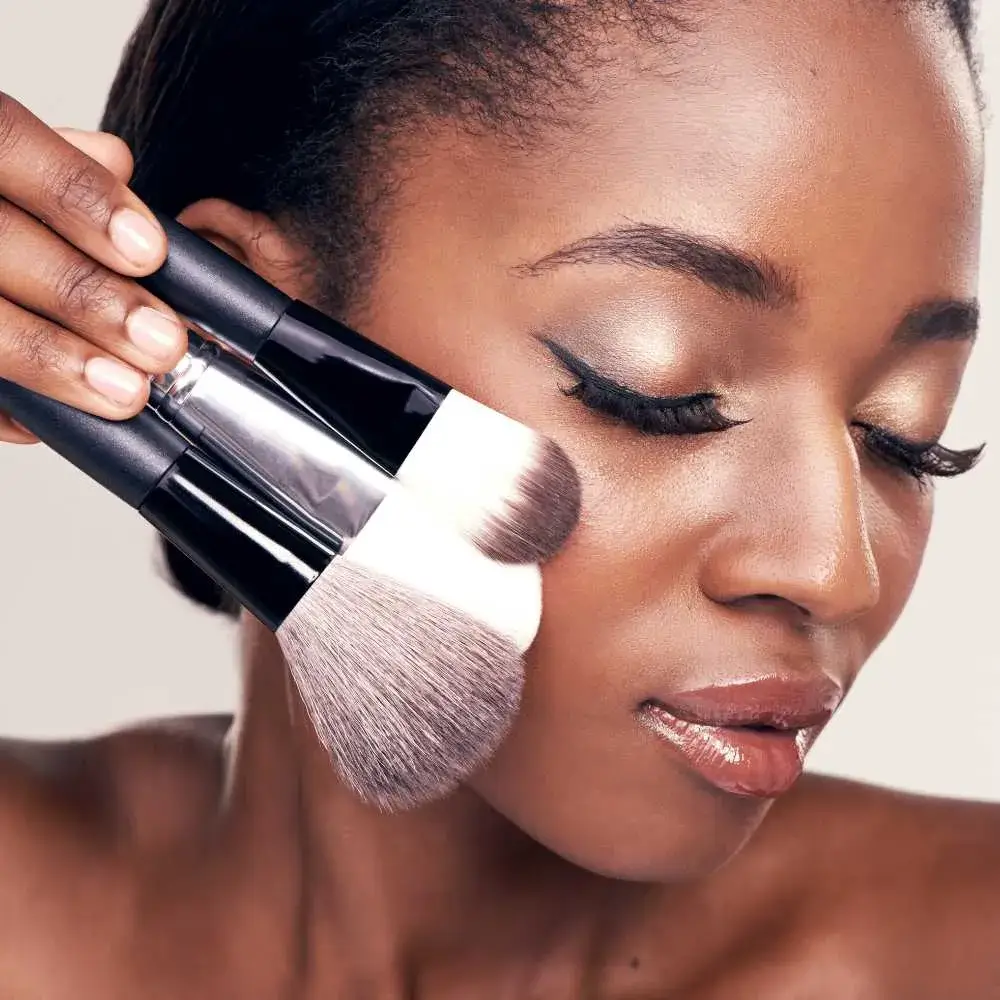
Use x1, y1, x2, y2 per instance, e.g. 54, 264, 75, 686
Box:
0, 412, 38, 444
0, 296, 149, 418
0, 93, 165, 276
55, 128, 134, 184
0, 200, 186, 373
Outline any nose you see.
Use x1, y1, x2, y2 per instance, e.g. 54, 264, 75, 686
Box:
699, 422, 880, 627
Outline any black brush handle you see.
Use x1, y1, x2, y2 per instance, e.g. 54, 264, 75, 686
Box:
138, 212, 291, 361
0, 379, 336, 630
142, 450, 334, 629
0, 378, 185, 508
137, 213, 450, 475
255, 300, 447, 475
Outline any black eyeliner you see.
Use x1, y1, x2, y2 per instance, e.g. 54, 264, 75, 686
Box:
541, 338, 981, 479
541, 338, 718, 409
541, 337, 744, 436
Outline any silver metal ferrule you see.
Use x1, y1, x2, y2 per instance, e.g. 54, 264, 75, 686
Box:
151, 334, 391, 545
152, 339, 214, 412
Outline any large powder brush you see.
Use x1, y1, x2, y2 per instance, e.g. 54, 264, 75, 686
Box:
0, 378, 542, 811
139, 214, 581, 565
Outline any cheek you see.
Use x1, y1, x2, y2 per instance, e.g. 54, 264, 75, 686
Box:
865, 483, 934, 634
523, 431, 709, 648
505, 433, 753, 740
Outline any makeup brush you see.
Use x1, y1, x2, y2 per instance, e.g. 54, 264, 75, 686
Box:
146, 329, 517, 556
0, 379, 540, 810
144, 334, 543, 654
137, 214, 581, 565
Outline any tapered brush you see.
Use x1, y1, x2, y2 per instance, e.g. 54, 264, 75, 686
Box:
146, 329, 516, 558
138, 214, 581, 565
0, 379, 542, 810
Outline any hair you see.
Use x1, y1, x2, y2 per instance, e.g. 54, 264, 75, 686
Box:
101, 0, 978, 617
946, 0, 977, 58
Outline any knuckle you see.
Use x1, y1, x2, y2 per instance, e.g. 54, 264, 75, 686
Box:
0, 92, 23, 161
8, 318, 67, 379
0, 199, 13, 245
53, 257, 119, 324
51, 160, 114, 227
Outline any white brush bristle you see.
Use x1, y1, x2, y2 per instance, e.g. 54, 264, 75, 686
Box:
343, 486, 543, 654
277, 559, 523, 811
395, 391, 581, 564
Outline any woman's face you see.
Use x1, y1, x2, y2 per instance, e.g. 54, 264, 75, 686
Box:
354, 1, 983, 878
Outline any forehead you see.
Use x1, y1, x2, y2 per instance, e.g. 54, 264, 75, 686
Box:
629, 1, 983, 221
576, 1, 984, 292
388, 0, 982, 295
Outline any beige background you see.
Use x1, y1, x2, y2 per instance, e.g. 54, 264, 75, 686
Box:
0, 0, 997, 800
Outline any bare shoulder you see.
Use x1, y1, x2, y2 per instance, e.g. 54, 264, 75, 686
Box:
759, 774, 1000, 996
780, 774, 1000, 905
0, 713, 233, 852
0, 715, 232, 971
602, 775, 1000, 998
0, 715, 234, 991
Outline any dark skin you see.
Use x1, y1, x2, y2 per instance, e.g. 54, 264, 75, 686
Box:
0, 1, 998, 996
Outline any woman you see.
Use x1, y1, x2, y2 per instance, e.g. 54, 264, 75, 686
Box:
0, 0, 996, 994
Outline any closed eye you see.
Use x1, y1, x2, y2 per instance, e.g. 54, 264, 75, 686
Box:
854, 422, 984, 484
541, 339, 985, 481
542, 339, 745, 436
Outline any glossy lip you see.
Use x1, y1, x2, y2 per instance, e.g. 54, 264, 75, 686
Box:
637, 676, 843, 799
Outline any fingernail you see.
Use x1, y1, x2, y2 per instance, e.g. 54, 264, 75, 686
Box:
108, 208, 163, 268
84, 357, 147, 406
126, 306, 184, 360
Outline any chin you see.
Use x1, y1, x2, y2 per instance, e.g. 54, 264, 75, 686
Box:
476, 769, 780, 883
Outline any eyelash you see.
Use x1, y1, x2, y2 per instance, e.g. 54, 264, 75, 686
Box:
853, 423, 983, 484
544, 339, 743, 435
544, 339, 984, 483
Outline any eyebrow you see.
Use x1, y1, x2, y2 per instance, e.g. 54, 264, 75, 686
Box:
893, 299, 979, 345
516, 222, 979, 345
515, 223, 799, 307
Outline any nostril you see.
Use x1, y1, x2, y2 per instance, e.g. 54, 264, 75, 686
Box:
699, 523, 879, 627
725, 593, 812, 618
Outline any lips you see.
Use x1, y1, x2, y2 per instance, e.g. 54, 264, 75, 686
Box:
637, 677, 843, 799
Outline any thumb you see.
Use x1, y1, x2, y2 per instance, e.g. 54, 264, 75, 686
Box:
0, 412, 39, 445
55, 127, 135, 184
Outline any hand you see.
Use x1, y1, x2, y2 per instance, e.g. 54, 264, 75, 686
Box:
0, 93, 186, 444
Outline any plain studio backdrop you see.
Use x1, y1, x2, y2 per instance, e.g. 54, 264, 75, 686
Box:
0, 1, 997, 800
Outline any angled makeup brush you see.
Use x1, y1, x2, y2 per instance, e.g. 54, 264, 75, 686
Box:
138, 214, 581, 565
146, 329, 519, 558
0, 379, 540, 810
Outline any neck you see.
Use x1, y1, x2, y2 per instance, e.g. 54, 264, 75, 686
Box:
230, 619, 628, 997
